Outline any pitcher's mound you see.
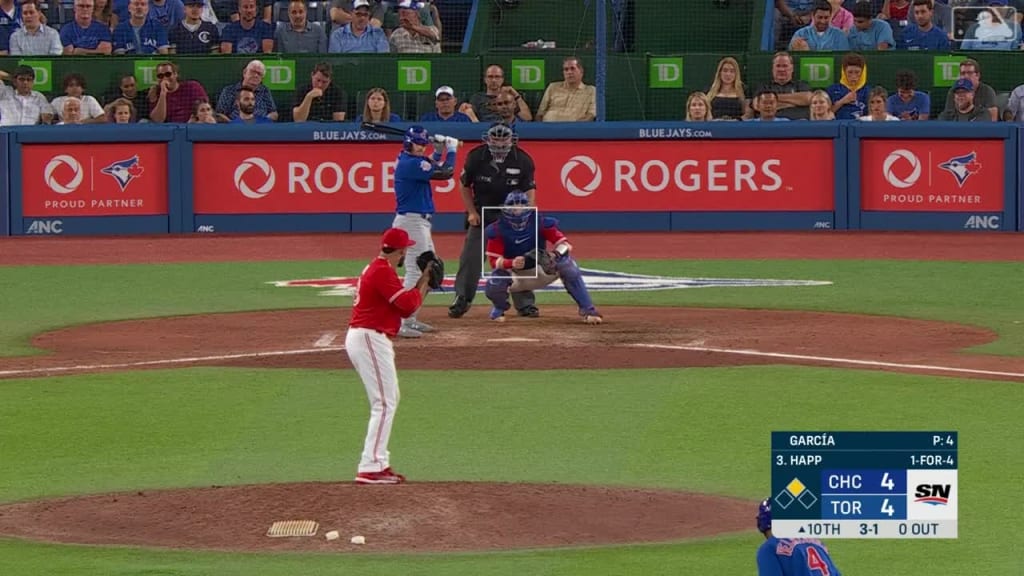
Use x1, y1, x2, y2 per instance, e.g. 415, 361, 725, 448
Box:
0, 482, 756, 553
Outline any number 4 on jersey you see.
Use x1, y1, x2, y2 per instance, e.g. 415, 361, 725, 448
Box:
806, 547, 831, 575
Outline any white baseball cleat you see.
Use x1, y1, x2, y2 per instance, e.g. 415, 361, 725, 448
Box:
407, 320, 434, 333
581, 308, 603, 324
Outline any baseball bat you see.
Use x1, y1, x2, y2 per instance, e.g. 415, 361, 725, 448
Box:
361, 121, 463, 148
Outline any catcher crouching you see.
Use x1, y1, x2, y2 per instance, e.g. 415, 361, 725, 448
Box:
483, 191, 603, 324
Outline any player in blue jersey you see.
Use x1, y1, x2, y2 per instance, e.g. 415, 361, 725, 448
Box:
757, 499, 842, 576
393, 125, 459, 338
483, 191, 603, 324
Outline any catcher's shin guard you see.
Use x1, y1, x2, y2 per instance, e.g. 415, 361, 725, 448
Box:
485, 269, 513, 312
555, 255, 596, 312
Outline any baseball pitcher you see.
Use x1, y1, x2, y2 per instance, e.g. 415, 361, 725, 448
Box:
756, 498, 843, 576
483, 191, 602, 324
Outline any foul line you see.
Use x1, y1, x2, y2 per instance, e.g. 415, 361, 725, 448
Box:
626, 343, 1024, 379
0, 346, 345, 378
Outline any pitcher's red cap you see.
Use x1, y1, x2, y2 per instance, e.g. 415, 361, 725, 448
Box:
381, 227, 416, 249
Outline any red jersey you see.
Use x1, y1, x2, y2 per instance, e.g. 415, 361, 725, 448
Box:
348, 257, 424, 337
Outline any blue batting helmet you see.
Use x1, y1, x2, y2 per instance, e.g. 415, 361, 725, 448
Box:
501, 190, 531, 231
757, 498, 772, 533
404, 125, 430, 150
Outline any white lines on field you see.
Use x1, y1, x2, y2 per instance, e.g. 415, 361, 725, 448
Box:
0, 346, 345, 378
486, 337, 540, 343
626, 343, 1024, 380
313, 331, 339, 348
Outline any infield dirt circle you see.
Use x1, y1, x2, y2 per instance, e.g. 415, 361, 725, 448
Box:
0, 232, 1021, 554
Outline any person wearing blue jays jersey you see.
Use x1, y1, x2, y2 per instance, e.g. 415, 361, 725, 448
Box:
484, 191, 603, 324
112, 0, 171, 54
756, 498, 842, 576
392, 125, 459, 338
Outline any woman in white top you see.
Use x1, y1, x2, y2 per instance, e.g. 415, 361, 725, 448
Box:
51, 73, 106, 123
859, 86, 899, 122
809, 90, 836, 121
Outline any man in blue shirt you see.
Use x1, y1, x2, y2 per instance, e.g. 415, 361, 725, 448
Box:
328, 0, 389, 53
789, 1, 850, 51
0, 0, 22, 54
756, 499, 843, 576
113, 0, 184, 29
899, 0, 951, 49
887, 69, 930, 120
826, 52, 870, 119
230, 86, 273, 123
113, 0, 170, 54
847, 1, 896, 50
746, 87, 792, 122
60, 0, 113, 54
220, 0, 273, 53
420, 86, 473, 122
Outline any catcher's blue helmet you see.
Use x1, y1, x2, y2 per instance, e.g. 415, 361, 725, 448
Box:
757, 498, 772, 533
404, 125, 430, 150
501, 190, 531, 231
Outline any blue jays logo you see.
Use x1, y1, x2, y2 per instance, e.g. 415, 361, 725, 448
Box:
100, 156, 145, 191
938, 152, 982, 188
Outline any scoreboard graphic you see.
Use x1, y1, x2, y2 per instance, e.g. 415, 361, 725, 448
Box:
771, 431, 958, 539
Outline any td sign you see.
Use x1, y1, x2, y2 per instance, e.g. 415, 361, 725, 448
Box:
397, 60, 431, 91
510, 59, 545, 90
648, 57, 683, 89
799, 57, 833, 88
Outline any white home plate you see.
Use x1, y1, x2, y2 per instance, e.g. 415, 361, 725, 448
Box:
487, 337, 540, 343
266, 520, 319, 538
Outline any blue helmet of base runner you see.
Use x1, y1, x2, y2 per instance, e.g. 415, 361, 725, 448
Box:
757, 498, 772, 533
404, 125, 430, 150
502, 190, 531, 231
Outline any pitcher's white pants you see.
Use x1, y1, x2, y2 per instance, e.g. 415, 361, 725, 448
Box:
393, 213, 434, 324
346, 327, 399, 473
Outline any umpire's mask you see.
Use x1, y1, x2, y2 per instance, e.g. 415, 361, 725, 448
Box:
483, 122, 517, 163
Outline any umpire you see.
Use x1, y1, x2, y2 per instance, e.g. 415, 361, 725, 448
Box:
448, 122, 538, 318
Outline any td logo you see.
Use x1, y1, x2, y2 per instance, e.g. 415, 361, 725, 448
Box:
799, 57, 833, 88
18, 59, 52, 92
932, 56, 962, 87
397, 60, 431, 91
263, 60, 295, 91
510, 59, 545, 90
649, 57, 683, 89
134, 60, 160, 88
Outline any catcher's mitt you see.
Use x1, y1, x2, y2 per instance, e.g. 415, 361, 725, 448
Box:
416, 250, 445, 290
522, 249, 558, 275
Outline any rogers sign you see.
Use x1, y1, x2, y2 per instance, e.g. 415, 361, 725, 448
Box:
192, 140, 833, 214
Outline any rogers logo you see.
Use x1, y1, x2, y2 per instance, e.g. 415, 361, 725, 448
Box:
561, 155, 602, 197
234, 157, 276, 199
882, 149, 921, 189
44, 155, 84, 195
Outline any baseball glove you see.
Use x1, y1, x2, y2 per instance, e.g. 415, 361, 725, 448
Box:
416, 250, 445, 290
522, 249, 558, 275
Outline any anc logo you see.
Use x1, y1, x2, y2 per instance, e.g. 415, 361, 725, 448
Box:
270, 269, 832, 297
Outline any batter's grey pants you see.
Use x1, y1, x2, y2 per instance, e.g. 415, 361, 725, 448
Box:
455, 225, 535, 311
393, 212, 435, 324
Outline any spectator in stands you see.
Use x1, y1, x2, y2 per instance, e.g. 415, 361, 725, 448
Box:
220, 0, 273, 53
57, 98, 85, 125
420, 85, 473, 122
94, 0, 114, 28
759, 51, 812, 120
938, 78, 992, 121
292, 62, 347, 122
826, 52, 871, 119
105, 74, 149, 121
790, 1, 851, 50
61, 0, 114, 54
225, 0, 271, 23
469, 65, 527, 123
375, 0, 437, 36
105, 97, 136, 123
960, 4, 1020, 50
940, 58, 998, 121
216, 59, 278, 120
150, 0, 185, 28
706, 57, 750, 120
275, 0, 328, 53
484, 87, 527, 127
354, 86, 400, 123
536, 57, 596, 122
0, 66, 54, 126
1003, 80, 1024, 122
51, 73, 106, 123
148, 60, 209, 123
389, 0, 440, 53
330, 0, 379, 29
858, 86, 900, 120
0, 0, 21, 55
230, 86, 272, 123
328, 0, 389, 53
169, 0, 220, 53
846, 1, 895, 49
747, 87, 790, 122
685, 91, 714, 121
188, 99, 224, 122
809, 89, 836, 120
829, 0, 855, 30
887, 69, 929, 120
898, 0, 950, 49
113, 0, 171, 54
7, 0, 63, 56
775, 0, 816, 51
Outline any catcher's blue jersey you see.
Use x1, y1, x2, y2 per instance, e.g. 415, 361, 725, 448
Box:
757, 537, 841, 576
485, 215, 565, 261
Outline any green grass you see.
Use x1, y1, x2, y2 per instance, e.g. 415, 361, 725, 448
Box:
0, 366, 1020, 575
1, 258, 1022, 356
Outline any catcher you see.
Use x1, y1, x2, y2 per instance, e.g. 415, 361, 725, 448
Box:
483, 191, 603, 324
